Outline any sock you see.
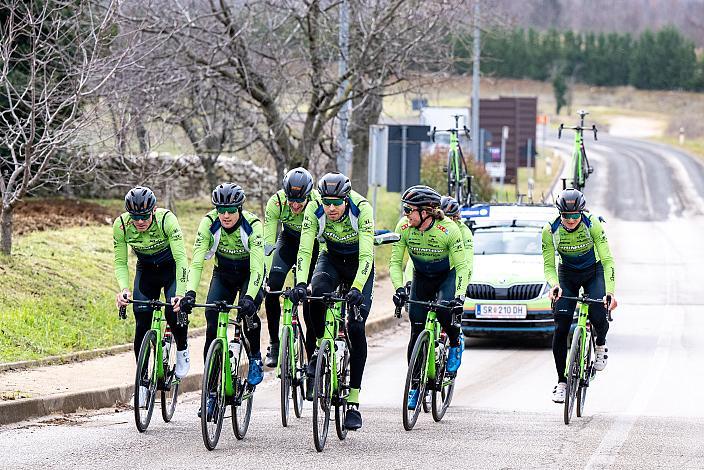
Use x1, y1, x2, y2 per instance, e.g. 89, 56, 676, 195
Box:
348, 387, 360, 405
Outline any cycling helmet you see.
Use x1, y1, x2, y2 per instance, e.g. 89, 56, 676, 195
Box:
441, 196, 460, 217
318, 172, 351, 198
282, 167, 313, 200
125, 186, 156, 215
212, 183, 246, 207
401, 185, 441, 208
555, 188, 586, 212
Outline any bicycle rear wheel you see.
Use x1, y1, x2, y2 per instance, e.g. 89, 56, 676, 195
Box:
201, 339, 226, 450
403, 330, 430, 431
432, 339, 455, 422
577, 333, 595, 417
292, 326, 306, 418
313, 340, 332, 452
280, 327, 292, 427
564, 328, 582, 425
160, 333, 179, 423
335, 348, 350, 441
232, 339, 253, 440
447, 150, 458, 199
134, 330, 157, 433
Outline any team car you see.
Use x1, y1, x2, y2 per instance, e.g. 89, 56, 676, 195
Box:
460, 204, 559, 339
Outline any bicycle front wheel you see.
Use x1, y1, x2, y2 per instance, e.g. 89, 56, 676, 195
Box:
432, 339, 455, 422
134, 330, 157, 433
280, 327, 292, 427
403, 330, 430, 431
292, 326, 306, 418
201, 339, 226, 450
577, 333, 594, 417
161, 334, 179, 423
313, 340, 332, 452
232, 340, 254, 440
564, 328, 582, 425
335, 348, 350, 441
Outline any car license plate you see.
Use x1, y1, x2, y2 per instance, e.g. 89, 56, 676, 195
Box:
476, 304, 527, 319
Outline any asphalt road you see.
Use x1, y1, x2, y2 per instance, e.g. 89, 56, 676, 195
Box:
2, 134, 704, 469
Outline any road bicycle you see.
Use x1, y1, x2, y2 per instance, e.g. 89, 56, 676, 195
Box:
558, 110, 598, 191
119, 298, 187, 432
193, 301, 257, 450
558, 293, 612, 425
396, 299, 458, 431
430, 114, 472, 206
267, 288, 307, 427
306, 285, 356, 452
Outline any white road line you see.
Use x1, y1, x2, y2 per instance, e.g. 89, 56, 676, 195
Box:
663, 151, 704, 217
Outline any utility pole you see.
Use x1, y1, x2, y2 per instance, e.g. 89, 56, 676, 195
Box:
470, 1, 480, 160
336, 0, 352, 175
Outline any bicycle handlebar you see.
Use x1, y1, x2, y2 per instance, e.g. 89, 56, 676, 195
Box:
558, 124, 598, 141
553, 293, 614, 321
307, 292, 362, 322
429, 126, 471, 143
120, 298, 190, 327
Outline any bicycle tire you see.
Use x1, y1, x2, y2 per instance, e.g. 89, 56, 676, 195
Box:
201, 339, 226, 450
432, 338, 455, 422
292, 326, 306, 419
134, 330, 157, 433
577, 332, 595, 417
232, 339, 253, 440
457, 147, 470, 205
572, 149, 582, 191
313, 340, 332, 452
280, 327, 292, 427
335, 347, 350, 441
581, 146, 592, 181
160, 333, 179, 423
447, 149, 458, 199
403, 330, 430, 431
564, 328, 582, 425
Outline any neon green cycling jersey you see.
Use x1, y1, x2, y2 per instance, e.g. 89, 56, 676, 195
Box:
296, 190, 374, 292
390, 215, 468, 297
456, 219, 474, 282
263, 189, 320, 270
541, 212, 615, 294
112, 208, 188, 295
187, 209, 264, 298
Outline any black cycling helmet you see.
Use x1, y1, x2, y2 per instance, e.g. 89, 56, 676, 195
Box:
212, 183, 246, 207
125, 186, 156, 215
401, 185, 441, 208
555, 188, 586, 212
282, 167, 313, 200
318, 172, 351, 198
441, 196, 460, 217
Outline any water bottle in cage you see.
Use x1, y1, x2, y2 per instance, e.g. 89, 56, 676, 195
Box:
163, 326, 173, 365
335, 324, 347, 370
229, 340, 240, 376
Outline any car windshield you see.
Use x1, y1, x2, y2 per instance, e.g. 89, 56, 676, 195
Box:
473, 229, 542, 255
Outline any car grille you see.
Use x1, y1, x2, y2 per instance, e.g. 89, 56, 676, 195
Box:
467, 283, 544, 300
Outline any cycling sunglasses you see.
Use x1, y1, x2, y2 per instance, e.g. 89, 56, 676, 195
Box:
561, 212, 581, 220
288, 197, 306, 204
217, 206, 239, 214
322, 198, 345, 206
402, 205, 418, 214
130, 213, 151, 221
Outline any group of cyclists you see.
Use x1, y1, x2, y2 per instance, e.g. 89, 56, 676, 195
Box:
113, 165, 618, 430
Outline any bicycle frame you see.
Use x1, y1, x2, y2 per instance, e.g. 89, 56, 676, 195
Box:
424, 311, 441, 382
566, 302, 591, 383
320, 299, 344, 398
275, 294, 300, 378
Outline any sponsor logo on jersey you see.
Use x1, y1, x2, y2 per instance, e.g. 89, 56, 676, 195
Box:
436, 224, 449, 234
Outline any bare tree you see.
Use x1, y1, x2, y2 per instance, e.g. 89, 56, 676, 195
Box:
0, 0, 122, 254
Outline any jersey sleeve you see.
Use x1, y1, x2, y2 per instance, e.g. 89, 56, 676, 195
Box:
352, 202, 375, 291
461, 223, 474, 281
187, 216, 213, 292
263, 193, 280, 273
541, 224, 559, 288
389, 218, 408, 290
295, 202, 319, 285
590, 217, 616, 294
164, 212, 188, 296
448, 223, 468, 297
112, 216, 130, 291
245, 218, 265, 299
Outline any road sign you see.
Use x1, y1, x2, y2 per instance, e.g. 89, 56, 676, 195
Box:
485, 162, 506, 179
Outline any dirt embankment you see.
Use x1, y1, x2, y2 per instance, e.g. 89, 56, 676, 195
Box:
12, 199, 114, 236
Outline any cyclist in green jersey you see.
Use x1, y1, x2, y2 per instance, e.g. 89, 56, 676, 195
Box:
440, 196, 473, 283
175, 183, 265, 402
542, 188, 618, 403
113, 186, 190, 405
289, 172, 374, 431
263, 168, 320, 368
389, 186, 468, 409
